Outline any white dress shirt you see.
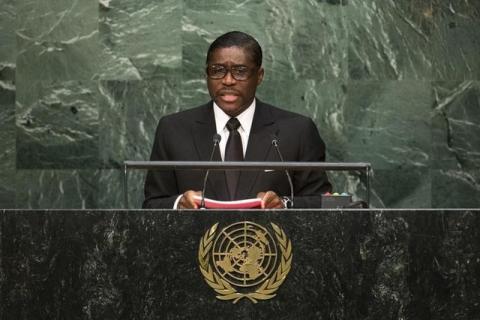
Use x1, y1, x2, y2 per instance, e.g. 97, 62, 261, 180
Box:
213, 99, 256, 159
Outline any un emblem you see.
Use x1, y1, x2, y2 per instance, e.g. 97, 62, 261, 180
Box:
198, 221, 292, 303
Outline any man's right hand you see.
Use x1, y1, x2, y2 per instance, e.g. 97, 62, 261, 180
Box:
178, 190, 202, 209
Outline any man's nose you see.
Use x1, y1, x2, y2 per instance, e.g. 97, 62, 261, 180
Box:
222, 70, 236, 85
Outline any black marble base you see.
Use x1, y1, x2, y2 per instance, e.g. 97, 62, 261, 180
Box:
1, 209, 479, 319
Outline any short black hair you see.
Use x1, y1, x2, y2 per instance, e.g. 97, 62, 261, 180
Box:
206, 31, 262, 67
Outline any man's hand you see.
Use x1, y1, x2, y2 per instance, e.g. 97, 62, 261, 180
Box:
178, 190, 202, 209
257, 191, 284, 209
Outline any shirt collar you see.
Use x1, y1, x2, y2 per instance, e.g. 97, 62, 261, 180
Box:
213, 98, 256, 133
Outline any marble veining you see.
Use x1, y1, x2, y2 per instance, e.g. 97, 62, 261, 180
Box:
16, 81, 99, 169
98, 0, 182, 80
16, 0, 102, 81
1, 209, 479, 319
431, 0, 480, 80
347, 0, 433, 80
0, 0, 479, 208
0, 81, 15, 209
432, 81, 480, 170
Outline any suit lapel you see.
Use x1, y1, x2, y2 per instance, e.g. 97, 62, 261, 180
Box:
236, 100, 278, 199
191, 102, 228, 200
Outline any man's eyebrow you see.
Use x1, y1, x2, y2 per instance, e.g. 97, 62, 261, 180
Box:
208, 64, 248, 68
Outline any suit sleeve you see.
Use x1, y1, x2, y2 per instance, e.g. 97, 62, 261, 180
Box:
142, 118, 180, 208
291, 118, 332, 208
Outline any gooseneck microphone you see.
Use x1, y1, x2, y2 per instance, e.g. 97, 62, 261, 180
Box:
271, 136, 294, 208
200, 133, 222, 208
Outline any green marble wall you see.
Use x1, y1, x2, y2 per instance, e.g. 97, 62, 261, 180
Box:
1, 0, 479, 209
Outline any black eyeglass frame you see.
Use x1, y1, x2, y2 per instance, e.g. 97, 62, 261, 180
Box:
205, 64, 259, 81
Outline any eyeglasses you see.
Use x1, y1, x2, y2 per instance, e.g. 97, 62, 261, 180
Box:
206, 64, 256, 81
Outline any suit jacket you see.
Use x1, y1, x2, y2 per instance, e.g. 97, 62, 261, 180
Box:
143, 99, 331, 208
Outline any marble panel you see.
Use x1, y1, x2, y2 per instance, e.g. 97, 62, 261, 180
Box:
1, 210, 479, 318
257, 80, 347, 161
16, 0, 102, 81
431, 81, 480, 170
16, 81, 99, 169
98, 169, 123, 209
97, 81, 127, 168
4, 0, 480, 209
342, 80, 432, 170
356, 211, 412, 318
264, 0, 347, 80
0, 0, 16, 81
432, 169, 480, 208
0, 81, 16, 208
405, 210, 480, 318
98, 77, 181, 169
369, 168, 432, 208
98, 0, 182, 80
431, 0, 480, 80
179, 77, 210, 110
98, 169, 146, 209
15, 170, 99, 209
346, 0, 433, 80
0, 214, 2, 317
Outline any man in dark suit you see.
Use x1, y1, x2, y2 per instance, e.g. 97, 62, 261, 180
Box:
143, 31, 331, 209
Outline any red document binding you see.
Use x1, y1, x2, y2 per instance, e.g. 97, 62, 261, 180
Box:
193, 195, 262, 209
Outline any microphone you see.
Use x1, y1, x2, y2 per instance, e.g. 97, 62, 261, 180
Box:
271, 136, 294, 208
200, 133, 222, 208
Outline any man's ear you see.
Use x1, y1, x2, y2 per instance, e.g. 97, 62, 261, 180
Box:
257, 67, 264, 85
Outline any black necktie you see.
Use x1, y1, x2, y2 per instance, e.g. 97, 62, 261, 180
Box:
225, 118, 243, 200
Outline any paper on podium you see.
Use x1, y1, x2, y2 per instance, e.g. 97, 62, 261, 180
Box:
193, 195, 262, 209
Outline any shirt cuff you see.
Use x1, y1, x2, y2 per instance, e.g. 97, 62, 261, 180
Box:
173, 194, 183, 209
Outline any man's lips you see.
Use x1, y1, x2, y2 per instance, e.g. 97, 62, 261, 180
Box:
217, 91, 240, 103
220, 94, 238, 102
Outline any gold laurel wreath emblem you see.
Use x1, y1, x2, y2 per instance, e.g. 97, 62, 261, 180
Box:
198, 222, 292, 303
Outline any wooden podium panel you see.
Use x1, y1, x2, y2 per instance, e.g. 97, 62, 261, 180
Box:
1, 209, 479, 319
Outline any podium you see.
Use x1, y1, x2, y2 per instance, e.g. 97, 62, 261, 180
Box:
123, 161, 373, 208
2, 209, 479, 319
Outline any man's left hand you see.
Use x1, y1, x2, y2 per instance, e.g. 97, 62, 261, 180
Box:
257, 191, 284, 209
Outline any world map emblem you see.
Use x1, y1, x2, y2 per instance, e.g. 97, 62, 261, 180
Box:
198, 221, 292, 303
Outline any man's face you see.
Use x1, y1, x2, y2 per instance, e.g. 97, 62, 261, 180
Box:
206, 46, 264, 117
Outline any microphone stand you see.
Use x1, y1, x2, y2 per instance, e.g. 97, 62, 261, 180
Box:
272, 138, 294, 208
200, 134, 221, 209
